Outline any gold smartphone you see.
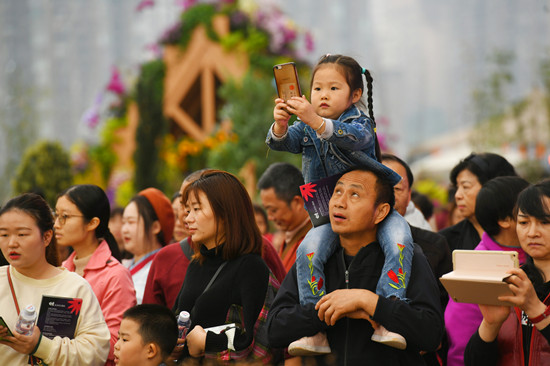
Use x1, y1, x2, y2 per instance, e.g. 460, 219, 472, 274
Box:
273, 62, 302, 102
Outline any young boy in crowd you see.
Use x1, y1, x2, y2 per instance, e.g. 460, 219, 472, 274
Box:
114, 304, 178, 366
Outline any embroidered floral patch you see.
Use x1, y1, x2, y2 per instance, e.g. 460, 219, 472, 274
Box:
388, 243, 407, 290
306, 252, 325, 296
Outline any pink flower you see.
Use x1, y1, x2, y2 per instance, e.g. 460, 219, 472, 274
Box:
106, 66, 125, 95
136, 0, 154, 12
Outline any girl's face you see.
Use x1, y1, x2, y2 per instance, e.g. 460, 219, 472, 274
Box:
516, 197, 550, 261
254, 212, 268, 235
311, 64, 361, 120
185, 190, 221, 249
54, 195, 89, 248
454, 169, 482, 221
121, 202, 147, 256
0, 210, 51, 274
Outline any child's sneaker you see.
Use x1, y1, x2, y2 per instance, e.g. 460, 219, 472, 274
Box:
371, 325, 407, 350
288, 332, 331, 356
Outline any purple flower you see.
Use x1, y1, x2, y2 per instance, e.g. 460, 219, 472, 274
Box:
305, 31, 314, 52
175, 0, 198, 10
81, 93, 103, 129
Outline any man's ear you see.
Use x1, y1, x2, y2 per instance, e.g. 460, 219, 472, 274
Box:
374, 203, 391, 225
497, 216, 513, 230
146, 342, 160, 360
290, 195, 304, 211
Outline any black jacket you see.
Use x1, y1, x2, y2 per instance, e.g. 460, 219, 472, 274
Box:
267, 241, 444, 365
439, 219, 481, 252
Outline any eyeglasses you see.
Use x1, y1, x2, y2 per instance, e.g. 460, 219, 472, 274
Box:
53, 213, 84, 226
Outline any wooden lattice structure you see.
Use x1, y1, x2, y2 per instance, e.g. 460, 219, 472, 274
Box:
113, 15, 249, 170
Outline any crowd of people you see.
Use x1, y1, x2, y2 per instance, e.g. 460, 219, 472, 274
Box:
0, 53, 549, 366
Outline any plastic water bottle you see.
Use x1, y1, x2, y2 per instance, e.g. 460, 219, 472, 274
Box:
177, 311, 191, 339
15, 304, 36, 336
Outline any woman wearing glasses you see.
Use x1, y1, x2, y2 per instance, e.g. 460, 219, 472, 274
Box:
54, 184, 136, 366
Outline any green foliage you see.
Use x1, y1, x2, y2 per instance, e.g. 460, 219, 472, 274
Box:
0, 71, 39, 203
134, 59, 168, 191
89, 116, 127, 184
208, 70, 301, 177
178, 4, 220, 49
13, 141, 73, 207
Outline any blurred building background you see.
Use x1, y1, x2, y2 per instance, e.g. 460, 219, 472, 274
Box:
1, 0, 550, 199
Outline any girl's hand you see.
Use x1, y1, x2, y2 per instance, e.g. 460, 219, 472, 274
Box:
286, 96, 323, 130
186, 325, 206, 358
273, 98, 290, 128
0, 325, 41, 355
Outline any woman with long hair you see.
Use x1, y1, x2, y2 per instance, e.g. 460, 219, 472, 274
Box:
172, 170, 271, 363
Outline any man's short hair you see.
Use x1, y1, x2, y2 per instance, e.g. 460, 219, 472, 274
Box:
257, 162, 304, 205
123, 304, 178, 359
475, 176, 529, 237
345, 165, 395, 209
381, 153, 414, 188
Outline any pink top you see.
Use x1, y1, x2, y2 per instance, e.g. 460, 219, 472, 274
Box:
63, 241, 137, 366
444, 232, 526, 366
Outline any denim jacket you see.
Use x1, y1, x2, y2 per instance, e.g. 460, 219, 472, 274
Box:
266, 105, 400, 185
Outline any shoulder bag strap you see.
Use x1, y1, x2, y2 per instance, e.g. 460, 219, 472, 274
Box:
7, 266, 20, 315
202, 261, 227, 294
188, 261, 227, 315
180, 237, 194, 261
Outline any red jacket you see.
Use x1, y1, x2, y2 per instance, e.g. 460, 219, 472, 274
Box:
497, 306, 550, 366
142, 240, 191, 309
63, 241, 136, 366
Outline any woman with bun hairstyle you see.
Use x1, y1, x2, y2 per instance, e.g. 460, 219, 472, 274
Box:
0, 193, 110, 365
122, 188, 175, 304
54, 184, 137, 365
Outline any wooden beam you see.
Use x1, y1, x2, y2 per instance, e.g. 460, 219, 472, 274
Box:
166, 106, 206, 141
201, 66, 215, 134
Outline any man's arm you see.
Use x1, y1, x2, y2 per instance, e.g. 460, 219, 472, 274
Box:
316, 288, 378, 326
266, 264, 326, 348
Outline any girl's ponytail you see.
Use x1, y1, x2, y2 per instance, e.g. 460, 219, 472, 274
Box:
100, 226, 122, 262
362, 67, 382, 162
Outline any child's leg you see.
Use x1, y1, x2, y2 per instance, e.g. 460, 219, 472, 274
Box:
295, 224, 338, 306
375, 210, 413, 299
